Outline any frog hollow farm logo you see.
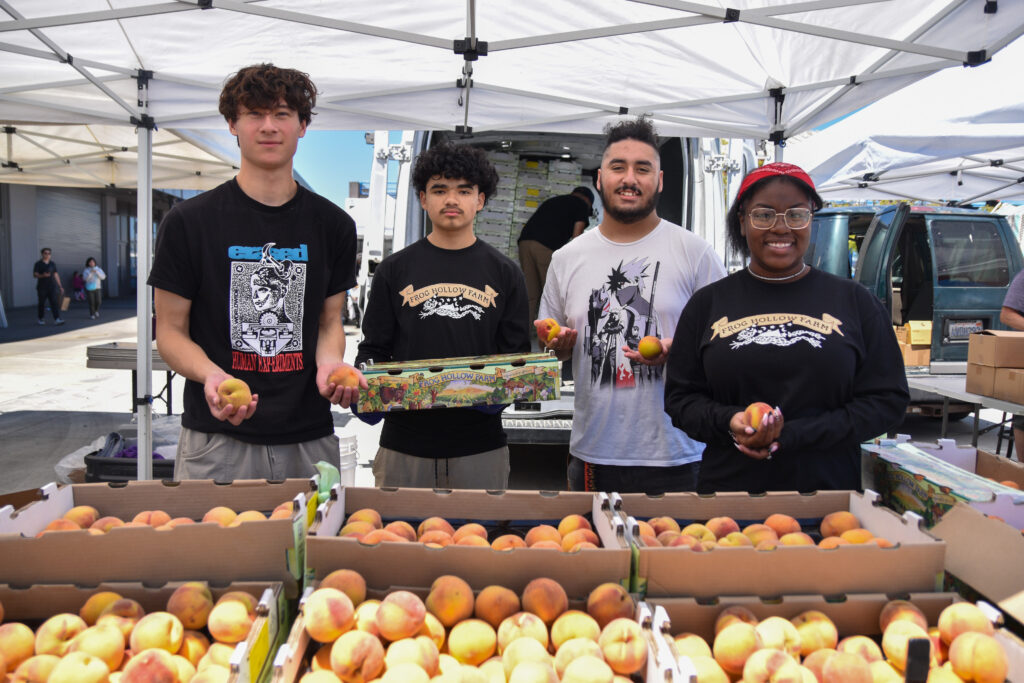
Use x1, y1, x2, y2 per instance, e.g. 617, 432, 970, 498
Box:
711, 313, 844, 350
399, 283, 499, 321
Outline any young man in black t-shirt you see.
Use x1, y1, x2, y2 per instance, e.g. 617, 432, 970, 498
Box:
356, 144, 531, 489
149, 64, 363, 481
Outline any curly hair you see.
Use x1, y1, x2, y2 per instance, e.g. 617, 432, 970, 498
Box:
726, 176, 824, 257
219, 64, 317, 125
603, 116, 660, 155
412, 144, 499, 203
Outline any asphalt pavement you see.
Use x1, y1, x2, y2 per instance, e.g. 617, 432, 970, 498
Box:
0, 297, 1017, 498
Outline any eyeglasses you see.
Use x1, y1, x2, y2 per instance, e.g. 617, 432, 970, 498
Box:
747, 208, 812, 230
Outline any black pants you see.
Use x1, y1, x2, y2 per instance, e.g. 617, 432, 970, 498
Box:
567, 454, 699, 493
37, 287, 61, 320
87, 289, 102, 316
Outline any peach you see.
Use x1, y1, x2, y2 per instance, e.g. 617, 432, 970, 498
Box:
763, 513, 801, 537
64, 505, 100, 528
320, 569, 367, 607
328, 365, 361, 389
792, 610, 839, 656
717, 531, 753, 547
69, 622, 126, 671
121, 647, 179, 681
172, 654, 197, 682
437, 652, 461, 675
525, 524, 561, 547
705, 516, 740, 539
47, 650, 110, 683
420, 529, 454, 547
928, 665, 966, 683
454, 523, 489, 543
869, 659, 904, 683
166, 581, 214, 630
599, 617, 647, 675
197, 641, 236, 672
687, 654, 730, 683
937, 603, 994, 646
10, 653, 61, 682
521, 577, 568, 626
456, 534, 491, 547
648, 516, 681, 536
714, 605, 759, 635
561, 528, 600, 551
635, 520, 655, 538
89, 515, 125, 533
586, 582, 634, 629
538, 318, 561, 344
177, 629, 211, 667
448, 618, 498, 666
743, 523, 780, 547
713, 622, 764, 677
202, 506, 237, 527
426, 575, 475, 627
820, 650, 872, 683
802, 648, 837, 681
194, 665, 233, 682
303, 587, 355, 644
640, 535, 662, 547
554, 637, 604, 675
96, 613, 138, 641
656, 530, 682, 546
329, 629, 385, 681
745, 402, 774, 430
929, 626, 950, 665
311, 642, 334, 671
636, 335, 663, 360
507, 659, 558, 682
556, 514, 592, 537
501, 636, 552, 680
755, 616, 802, 658
385, 635, 439, 676
497, 612, 549, 653
872, 537, 894, 548
79, 591, 123, 625
680, 522, 715, 542
755, 538, 779, 550
361, 529, 408, 544
948, 631, 1007, 683
35, 613, 88, 656
0, 622, 37, 671
741, 648, 802, 682
354, 600, 381, 636
130, 611, 185, 654
818, 536, 850, 549
376, 590, 427, 641
338, 520, 376, 538
839, 528, 874, 544
160, 516, 197, 529
346, 508, 383, 529
476, 585, 521, 629
479, 657, 507, 681
217, 377, 251, 408
551, 610, 601, 650
216, 590, 258, 613
418, 612, 446, 651
881, 619, 931, 671
417, 516, 455, 539
271, 500, 294, 517
674, 632, 712, 659
208, 599, 256, 644
380, 662, 431, 682
837, 634, 883, 662
38, 518, 80, 535
879, 600, 929, 635
383, 520, 417, 541
568, 540, 599, 551
228, 509, 267, 526
779, 531, 816, 546
820, 511, 860, 538
492, 534, 528, 551
133, 509, 173, 527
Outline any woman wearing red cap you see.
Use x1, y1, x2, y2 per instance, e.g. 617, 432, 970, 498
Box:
664, 162, 908, 493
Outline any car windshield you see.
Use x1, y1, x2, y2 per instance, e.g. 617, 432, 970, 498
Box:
931, 219, 1010, 287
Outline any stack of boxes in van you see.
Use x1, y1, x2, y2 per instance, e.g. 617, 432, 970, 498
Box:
475, 151, 518, 258
965, 330, 1024, 403
894, 321, 931, 367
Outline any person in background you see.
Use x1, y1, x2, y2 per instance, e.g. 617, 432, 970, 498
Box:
664, 162, 910, 493
356, 143, 530, 489
517, 186, 594, 324
71, 271, 86, 302
83, 257, 106, 319
33, 247, 64, 326
149, 63, 361, 481
1000, 268, 1024, 459
538, 117, 726, 494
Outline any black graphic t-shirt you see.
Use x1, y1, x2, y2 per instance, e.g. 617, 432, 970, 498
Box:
664, 268, 909, 493
149, 179, 357, 444
356, 238, 530, 458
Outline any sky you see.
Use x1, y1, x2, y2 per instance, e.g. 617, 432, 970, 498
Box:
293, 130, 375, 207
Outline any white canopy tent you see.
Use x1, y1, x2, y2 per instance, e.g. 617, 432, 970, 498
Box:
787, 35, 1024, 203
1, 0, 1022, 477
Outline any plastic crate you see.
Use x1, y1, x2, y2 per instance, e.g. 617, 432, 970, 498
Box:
84, 451, 175, 482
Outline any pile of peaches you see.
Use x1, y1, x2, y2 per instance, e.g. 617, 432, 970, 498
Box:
337, 509, 603, 552
298, 569, 643, 682
0, 581, 260, 682
34, 502, 294, 536
675, 597, 1007, 682
634, 510, 894, 549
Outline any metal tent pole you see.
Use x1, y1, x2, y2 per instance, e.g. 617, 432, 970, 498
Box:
134, 70, 154, 480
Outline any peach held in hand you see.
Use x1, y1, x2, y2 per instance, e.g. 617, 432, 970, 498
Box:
217, 378, 251, 409
538, 318, 561, 343
637, 335, 662, 360
328, 366, 361, 388
744, 402, 773, 430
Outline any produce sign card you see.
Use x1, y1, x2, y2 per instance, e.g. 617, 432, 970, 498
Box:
357, 352, 560, 412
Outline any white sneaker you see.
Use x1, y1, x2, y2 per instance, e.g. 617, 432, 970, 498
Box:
54, 318, 65, 325
38, 319, 45, 325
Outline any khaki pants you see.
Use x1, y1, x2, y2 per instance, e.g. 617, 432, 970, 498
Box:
175, 427, 339, 481
518, 239, 553, 325
372, 446, 509, 489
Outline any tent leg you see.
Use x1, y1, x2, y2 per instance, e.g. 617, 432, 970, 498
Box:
135, 77, 154, 481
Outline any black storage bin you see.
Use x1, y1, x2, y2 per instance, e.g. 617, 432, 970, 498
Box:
84, 451, 175, 482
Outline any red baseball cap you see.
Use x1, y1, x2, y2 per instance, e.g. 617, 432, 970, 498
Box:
736, 162, 821, 207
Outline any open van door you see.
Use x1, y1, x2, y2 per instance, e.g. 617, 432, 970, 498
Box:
853, 203, 910, 320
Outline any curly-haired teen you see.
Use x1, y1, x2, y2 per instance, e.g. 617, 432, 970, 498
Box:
537, 117, 727, 493
357, 143, 530, 488
149, 64, 361, 481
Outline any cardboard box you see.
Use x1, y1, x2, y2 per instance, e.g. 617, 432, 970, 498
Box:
617, 490, 945, 598
893, 325, 908, 344
906, 320, 932, 345
307, 487, 631, 597
650, 591, 1024, 681
899, 341, 931, 366
0, 581, 285, 683
356, 352, 561, 412
993, 367, 1024, 404
968, 330, 1024, 368
967, 362, 997, 396
864, 436, 1024, 529
0, 479, 318, 597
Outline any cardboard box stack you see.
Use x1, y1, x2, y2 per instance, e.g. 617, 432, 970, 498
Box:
895, 320, 931, 366
966, 330, 1024, 402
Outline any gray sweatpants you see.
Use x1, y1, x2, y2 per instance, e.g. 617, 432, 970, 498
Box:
175, 426, 340, 481
371, 446, 509, 489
